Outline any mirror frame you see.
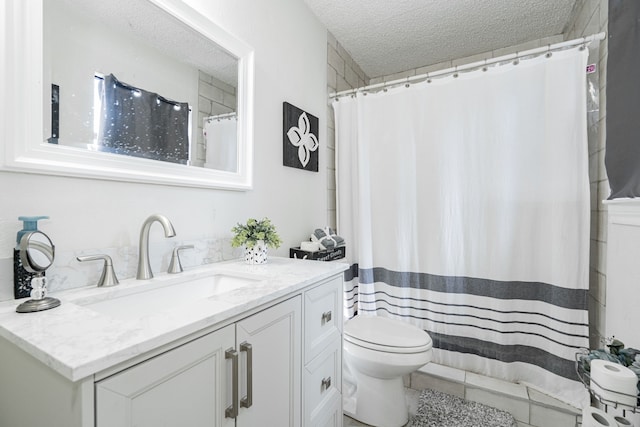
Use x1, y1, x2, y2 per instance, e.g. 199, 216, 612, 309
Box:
1, 0, 254, 190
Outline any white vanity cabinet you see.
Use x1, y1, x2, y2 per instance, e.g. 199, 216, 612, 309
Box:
95, 296, 301, 427
0, 264, 346, 427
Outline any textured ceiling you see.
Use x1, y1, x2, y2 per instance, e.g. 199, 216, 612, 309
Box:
304, 0, 578, 78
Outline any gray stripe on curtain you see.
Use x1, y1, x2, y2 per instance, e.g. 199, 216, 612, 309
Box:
356, 266, 587, 310
428, 331, 578, 380
358, 292, 589, 334
359, 304, 587, 350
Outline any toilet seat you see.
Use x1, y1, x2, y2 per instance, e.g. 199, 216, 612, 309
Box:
344, 316, 432, 354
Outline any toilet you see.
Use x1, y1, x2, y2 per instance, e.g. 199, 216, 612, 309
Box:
343, 315, 433, 427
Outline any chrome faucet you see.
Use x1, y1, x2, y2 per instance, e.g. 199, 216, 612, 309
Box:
136, 214, 176, 280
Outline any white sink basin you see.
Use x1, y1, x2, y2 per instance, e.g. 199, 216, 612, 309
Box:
75, 273, 264, 321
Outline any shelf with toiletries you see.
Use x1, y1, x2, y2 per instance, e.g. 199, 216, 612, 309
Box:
291, 227, 346, 261
575, 348, 640, 415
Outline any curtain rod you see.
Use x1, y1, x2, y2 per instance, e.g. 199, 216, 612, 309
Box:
330, 31, 606, 99
204, 111, 237, 122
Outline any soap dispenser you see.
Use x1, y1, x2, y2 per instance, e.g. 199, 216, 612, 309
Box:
14, 216, 49, 299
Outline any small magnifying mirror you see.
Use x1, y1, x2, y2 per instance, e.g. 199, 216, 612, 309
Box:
20, 231, 55, 273
16, 231, 61, 313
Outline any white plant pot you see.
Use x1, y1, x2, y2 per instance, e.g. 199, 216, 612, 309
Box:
244, 240, 267, 265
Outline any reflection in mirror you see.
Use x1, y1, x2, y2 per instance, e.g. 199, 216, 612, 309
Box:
203, 113, 238, 172
19, 231, 55, 273
43, 0, 239, 170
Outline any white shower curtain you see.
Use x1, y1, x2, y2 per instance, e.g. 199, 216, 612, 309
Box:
334, 46, 590, 408
204, 115, 238, 172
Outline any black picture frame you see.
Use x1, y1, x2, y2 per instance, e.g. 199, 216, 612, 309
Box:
283, 102, 319, 172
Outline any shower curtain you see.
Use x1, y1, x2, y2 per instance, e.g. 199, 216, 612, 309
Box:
334, 46, 590, 408
204, 114, 238, 172
97, 74, 190, 164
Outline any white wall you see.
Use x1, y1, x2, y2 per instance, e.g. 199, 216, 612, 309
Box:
0, 0, 328, 300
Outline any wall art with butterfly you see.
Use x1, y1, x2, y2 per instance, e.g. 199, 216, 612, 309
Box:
283, 102, 319, 172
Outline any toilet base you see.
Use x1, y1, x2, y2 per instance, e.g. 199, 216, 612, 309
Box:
347, 373, 408, 427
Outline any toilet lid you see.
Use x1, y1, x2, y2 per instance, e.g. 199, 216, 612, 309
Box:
344, 316, 432, 353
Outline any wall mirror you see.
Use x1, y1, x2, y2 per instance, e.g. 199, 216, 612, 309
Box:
2, 0, 254, 189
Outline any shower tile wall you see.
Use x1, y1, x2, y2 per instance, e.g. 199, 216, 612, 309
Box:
326, 0, 610, 349
195, 71, 237, 167
326, 32, 370, 230
564, 0, 609, 350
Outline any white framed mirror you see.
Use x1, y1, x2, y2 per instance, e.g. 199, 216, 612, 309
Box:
1, 0, 254, 190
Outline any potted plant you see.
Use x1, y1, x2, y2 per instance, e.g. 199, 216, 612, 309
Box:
231, 218, 282, 264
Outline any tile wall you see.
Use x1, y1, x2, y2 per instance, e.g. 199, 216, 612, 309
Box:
564, 0, 609, 350
194, 71, 237, 167
326, 32, 370, 230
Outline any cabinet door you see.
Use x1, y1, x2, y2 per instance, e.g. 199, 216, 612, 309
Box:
236, 296, 302, 427
95, 324, 235, 427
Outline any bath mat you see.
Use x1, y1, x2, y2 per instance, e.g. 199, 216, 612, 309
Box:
408, 388, 518, 427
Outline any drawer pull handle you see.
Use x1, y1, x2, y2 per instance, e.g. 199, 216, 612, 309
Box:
321, 376, 332, 391
321, 311, 332, 324
225, 348, 239, 418
240, 342, 253, 409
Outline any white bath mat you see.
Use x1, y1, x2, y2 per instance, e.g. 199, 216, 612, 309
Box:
408, 388, 518, 427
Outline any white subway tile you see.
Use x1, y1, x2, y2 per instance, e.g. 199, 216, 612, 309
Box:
419, 362, 466, 382
466, 372, 529, 400
414, 60, 453, 75
410, 372, 465, 398
452, 51, 490, 67
327, 64, 337, 91
530, 404, 577, 427
344, 65, 359, 88
328, 45, 345, 75
383, 69, 416, 83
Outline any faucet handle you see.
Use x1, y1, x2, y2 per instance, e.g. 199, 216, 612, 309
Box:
168, 245, 194, 274
77, 254, 119, 287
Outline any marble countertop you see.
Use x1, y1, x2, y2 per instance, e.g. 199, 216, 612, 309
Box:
0, 257, 348, 382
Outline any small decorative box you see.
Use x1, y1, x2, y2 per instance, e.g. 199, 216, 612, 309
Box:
289, 246, 346, 261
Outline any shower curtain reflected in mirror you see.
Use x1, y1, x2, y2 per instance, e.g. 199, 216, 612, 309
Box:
203, 113, 238, 172
96, 74, 190, 164
334, 46, 590, 408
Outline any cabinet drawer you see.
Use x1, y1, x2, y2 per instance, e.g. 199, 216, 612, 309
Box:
304, 338, 342, 426
304, 275, 342, 363
309, 392, 342, 427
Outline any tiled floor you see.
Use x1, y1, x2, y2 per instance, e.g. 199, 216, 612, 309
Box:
341, 364, 583, 427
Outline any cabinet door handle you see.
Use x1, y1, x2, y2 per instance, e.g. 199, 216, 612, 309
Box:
240, 342, 253, 408
321, 376, 332, 391
321, 311, 332, 324
225, 348, 239, 418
